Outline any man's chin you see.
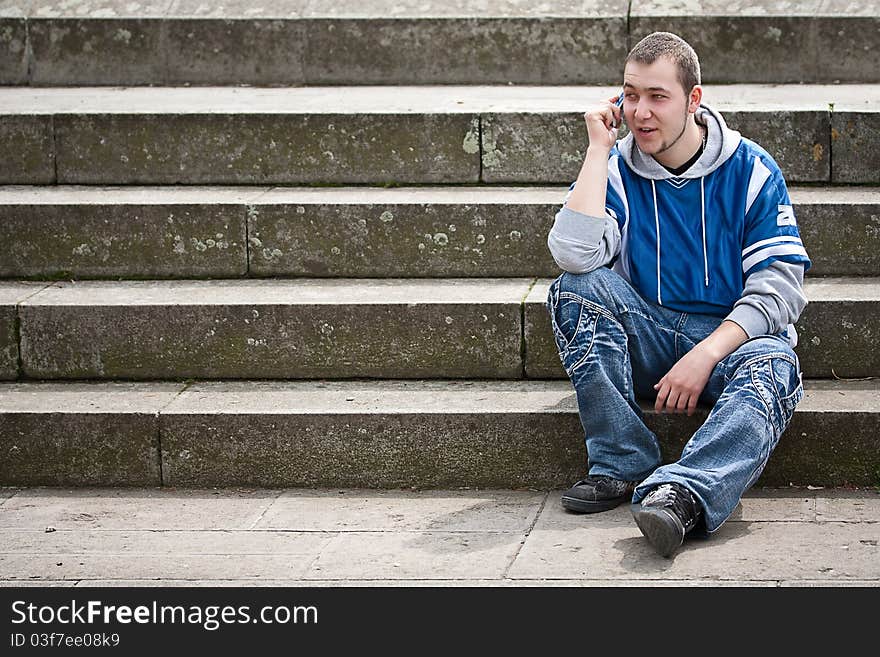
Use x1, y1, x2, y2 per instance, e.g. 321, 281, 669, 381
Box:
634, 140, 662, 155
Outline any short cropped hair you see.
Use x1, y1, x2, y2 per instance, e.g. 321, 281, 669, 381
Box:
625, 32, 701, 96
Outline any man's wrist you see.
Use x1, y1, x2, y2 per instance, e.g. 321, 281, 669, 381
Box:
585, 145, 611, 160
692, 340, 723, 364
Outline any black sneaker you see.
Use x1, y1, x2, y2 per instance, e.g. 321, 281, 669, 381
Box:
631, 482, 703, 557
561, 475, 636, 513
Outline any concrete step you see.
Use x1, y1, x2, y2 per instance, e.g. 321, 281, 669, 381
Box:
15, 278, 533, 380
1, 185, 878, 279
2, 1, 876, 85
2, 277, 877, 380
527, 277, 880, 380
0, 282, 46, 380
2, 85, 878, 184
1, 379, 877, 487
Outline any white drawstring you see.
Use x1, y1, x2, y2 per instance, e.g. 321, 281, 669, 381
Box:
651, 180, 662, 304
701, 177, 709, 287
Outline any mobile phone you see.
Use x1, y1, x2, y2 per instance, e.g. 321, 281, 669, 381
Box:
612, 91, 624, 129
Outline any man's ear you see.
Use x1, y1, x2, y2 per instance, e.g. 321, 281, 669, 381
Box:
688, 85, 703, 114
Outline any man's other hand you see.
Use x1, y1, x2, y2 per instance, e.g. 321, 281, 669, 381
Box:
653, 347, 718, 416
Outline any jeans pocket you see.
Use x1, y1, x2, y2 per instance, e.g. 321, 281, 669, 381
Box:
777, 370, 804, 422
752, 355, 802, 436
547, 283, 586, 357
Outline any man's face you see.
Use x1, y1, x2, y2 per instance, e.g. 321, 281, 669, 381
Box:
623, 57, 694, 157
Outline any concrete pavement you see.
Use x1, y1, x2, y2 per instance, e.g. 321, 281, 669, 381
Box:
1, 487, 877, 587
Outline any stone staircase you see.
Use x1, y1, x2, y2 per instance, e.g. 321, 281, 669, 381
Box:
1, 1, 878, 490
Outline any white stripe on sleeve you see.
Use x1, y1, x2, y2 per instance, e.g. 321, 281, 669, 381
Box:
742, 244, 809, 273
745, 157, 772, 217
742, 235, 803, 258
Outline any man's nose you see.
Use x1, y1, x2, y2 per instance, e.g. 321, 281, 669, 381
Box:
634, 102, 651, 119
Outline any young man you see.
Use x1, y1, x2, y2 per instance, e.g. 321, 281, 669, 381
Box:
546, 32, 810, 557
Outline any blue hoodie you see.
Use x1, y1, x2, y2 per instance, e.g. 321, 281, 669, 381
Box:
547, 103, 811, 346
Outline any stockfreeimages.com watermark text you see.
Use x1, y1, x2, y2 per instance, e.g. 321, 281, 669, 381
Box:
11, 599, 317, 632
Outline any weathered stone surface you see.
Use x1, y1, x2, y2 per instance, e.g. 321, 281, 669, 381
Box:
727, 489, 815, 523
630, 11, 796, 84
18, 279, 528, 379
0, 310, 14, 380
481, 112, 587, 184
0, 188, 251, 278
301, 17, 627, 85
793, 278, 880, 378
523, 280, 559, 378
255, 489, 544, 532
0, 382, 182, 486
29, 19, 166, 85
0, 288, 18, 380
630, 3, 880, 84
816, 491, 880, 522
17, 2, 628, 85
525, 278, 880, 379
55, 113, 480, 184
10, 2, 880, 86
0, 528, 331, 556
792, 188, 880, 276
0, 283, 48, 380
247, 187, 560, 277
304, 0, 618, 17
0, 553, 318, 582
304, 531, 523, 580
26, 0, 173, 16
168, 0, 311, 16
163, 18, 306, 86
0, 487, 277, 530
482, 110, 829, 183
723, 110, 830, 183
832, 111, 880, 184
0, 116, 54, 184
160, 380, 586, 487
0, 18, 26, 84
813, 13, 880, 84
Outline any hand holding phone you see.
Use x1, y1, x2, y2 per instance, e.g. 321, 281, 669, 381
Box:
611, 91, 624, 129
582, 90, 625, 153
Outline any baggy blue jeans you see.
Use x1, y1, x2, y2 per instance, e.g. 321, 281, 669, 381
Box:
547, 267, 804, 532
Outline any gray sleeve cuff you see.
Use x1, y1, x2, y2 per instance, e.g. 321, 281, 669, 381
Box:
725, 304, 770, 339
552, 206, 610, 243
546, 205, 621, 274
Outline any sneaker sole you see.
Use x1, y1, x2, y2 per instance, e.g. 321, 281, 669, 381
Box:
630, 504, 685, 557
561, 494, 629, 514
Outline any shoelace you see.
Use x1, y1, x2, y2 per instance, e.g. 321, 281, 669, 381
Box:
643, 483, 697, 522
578, 475, 624, 489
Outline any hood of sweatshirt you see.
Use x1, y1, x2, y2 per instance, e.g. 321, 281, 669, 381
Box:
616, 103, 742, 179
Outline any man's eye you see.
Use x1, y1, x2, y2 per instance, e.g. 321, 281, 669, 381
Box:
653, 95, 666, 100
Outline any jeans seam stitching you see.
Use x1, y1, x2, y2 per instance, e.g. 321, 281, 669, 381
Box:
779, 382, 804, 406
740, 352, 798, 370
750, 362, 774, 420
558, 292, 617, 323
623, 308, 678, 336
550, 294, 587, 353
567, 312, 601, 375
